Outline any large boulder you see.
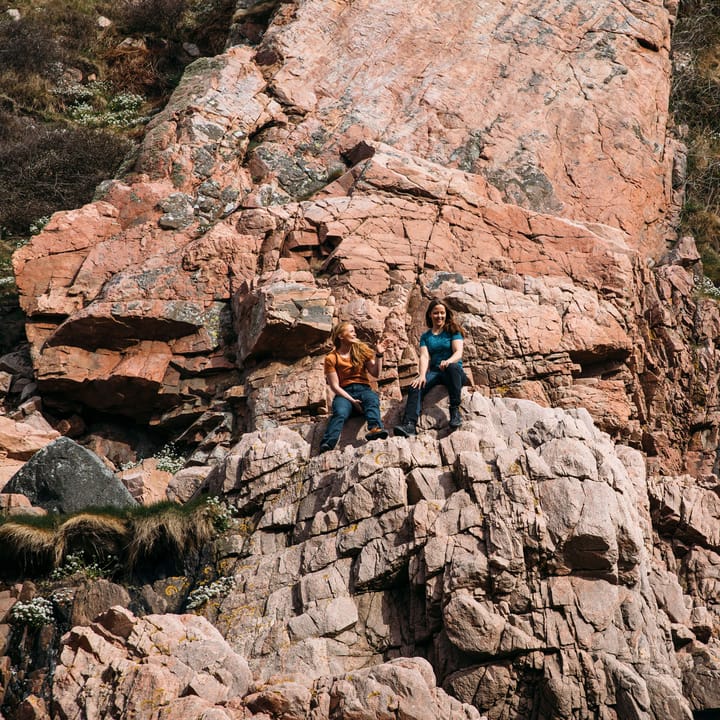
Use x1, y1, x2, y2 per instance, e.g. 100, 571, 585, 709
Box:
3, 437, 137, 513
53, 607, 253, 719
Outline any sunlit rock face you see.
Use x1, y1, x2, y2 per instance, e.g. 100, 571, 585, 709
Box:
12, 0, 702, 475
192, 396, 693, 719
6, 4, 720, 718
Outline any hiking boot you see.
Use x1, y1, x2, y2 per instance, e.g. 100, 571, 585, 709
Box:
449, 406, 463, 428
319, 442, 334, 453
365, 427, 389, 441
393, 422, 417, 437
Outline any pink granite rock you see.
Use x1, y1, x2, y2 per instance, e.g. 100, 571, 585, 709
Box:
0, 415, 59, 462
53, 607, 252, 719
9, 0, 693, 475
5, 4, 720, 716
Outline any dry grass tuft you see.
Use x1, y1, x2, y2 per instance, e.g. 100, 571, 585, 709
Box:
0, 522, 56, 575
102, 43, 175, 97
0, 498, 223, 580
126, 503, 215, 571
54, 513, 129, 567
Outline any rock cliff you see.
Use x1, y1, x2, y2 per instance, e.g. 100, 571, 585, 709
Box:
2, 0, 720, 718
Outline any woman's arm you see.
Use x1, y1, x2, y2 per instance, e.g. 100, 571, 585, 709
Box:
411, 346, 430, 388
326, 371, 362, 408
365, 339, 387, 378
439, 339, 463, 369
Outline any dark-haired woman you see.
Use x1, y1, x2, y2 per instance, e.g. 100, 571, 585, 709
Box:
394, 299, 466, 436
319, 322, 389, 452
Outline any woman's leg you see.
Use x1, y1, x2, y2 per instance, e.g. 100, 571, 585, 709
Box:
354, 384, 384, 430
397, 370, 442, 431
402, 385, 423, 426
441, 363, 467, 408
320, 395, 354, 449
440, 363, 466, 427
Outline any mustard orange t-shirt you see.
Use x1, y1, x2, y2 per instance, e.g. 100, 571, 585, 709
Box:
324, 350, 372, 387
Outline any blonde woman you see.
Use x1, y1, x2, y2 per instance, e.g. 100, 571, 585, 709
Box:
320, 322, 388, 452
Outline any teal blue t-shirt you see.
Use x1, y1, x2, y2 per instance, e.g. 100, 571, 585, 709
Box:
420, 330, 463, 370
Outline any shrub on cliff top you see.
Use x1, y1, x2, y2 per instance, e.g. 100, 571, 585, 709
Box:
0, 15, 63, 75
671, 0, 720, 284
0, 112, 131, 235
112, 0, 188, 37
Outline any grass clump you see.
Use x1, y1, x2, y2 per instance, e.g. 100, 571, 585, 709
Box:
126, 499, 215, 571
53, 512, 129, 567
0, 519, 57, 577
0, 496, 234, 581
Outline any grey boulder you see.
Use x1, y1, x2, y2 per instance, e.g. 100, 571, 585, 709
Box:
4, 436, 137, 513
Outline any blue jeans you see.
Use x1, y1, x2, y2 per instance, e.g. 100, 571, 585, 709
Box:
402, 363, 466, 425
321, 383, 384, 448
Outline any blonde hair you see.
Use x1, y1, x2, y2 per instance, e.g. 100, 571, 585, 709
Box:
330, 322, 374, 368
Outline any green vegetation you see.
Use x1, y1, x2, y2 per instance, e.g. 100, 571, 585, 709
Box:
185, 575, 235, 610
0, 0, 236, 241
671, 0, 720, 284
0, 495, 236, 580
50, 550, 118, 580
0, 114, 132, 237
0, 242, 16, 299
154, 442, 187, 473
8, 596, 54, 629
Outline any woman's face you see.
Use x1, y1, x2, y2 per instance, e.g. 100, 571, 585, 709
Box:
430, 304, 446, 329
339, 324, 357, 343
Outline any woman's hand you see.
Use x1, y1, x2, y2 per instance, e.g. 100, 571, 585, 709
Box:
366, 338, 387, 379
412, 346, 430, 388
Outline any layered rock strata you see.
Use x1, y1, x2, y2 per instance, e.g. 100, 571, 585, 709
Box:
5, 0, 720, 718
12, 0, 712, 477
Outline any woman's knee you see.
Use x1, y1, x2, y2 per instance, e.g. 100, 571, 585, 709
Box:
332, 396, 354, 418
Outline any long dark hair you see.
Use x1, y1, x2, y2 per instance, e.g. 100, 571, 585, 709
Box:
425, 299, 465, 336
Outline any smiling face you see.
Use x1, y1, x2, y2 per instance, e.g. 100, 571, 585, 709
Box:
429, 304, 446, 330
340, 323, 357, 343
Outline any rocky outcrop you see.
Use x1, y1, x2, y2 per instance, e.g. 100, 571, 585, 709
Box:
4, 0, 720, 718
17, 395, 708, 719
190, 395, 694, 719
53, 606, 253, 719
11, 0, 708, 478
50, 605, 480, 720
